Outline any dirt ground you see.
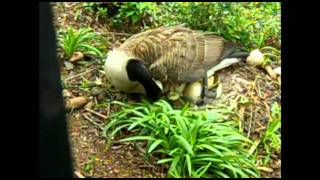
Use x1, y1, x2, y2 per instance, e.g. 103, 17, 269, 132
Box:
51, 2, 281, 178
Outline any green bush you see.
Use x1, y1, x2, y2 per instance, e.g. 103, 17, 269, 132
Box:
103, 99, 260, 178
86, 2, 280, 50
110, 2, 158, 28
155, 2, 281, 50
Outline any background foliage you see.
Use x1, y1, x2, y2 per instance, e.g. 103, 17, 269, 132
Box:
83, 2, 281, 50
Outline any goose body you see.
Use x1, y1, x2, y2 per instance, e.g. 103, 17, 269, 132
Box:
105, 25, 248, 101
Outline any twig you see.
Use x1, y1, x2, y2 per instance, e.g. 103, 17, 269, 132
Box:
247, 106, 253, 139
94, 97, 98, 105
64, 67, 99, 82
106, 103, 110, 118
74, 171, 85, 178
83, 115, 104, 131
85, 108, 108, 119
251, 74, 260, 95
248, 139, 260, 156
257, 166, 273, 172
139, 164, 154, 168
263, 101, 271, 121
255, 126, 266, 132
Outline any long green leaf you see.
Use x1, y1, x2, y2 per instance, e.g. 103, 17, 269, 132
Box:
243, 168, 260, 178
175, 135, 194, 156
176, 117, 188, 139
110, 124, 130, 137
215, 170, 230, 178
221, 164, 237, 178
128, 118, 148, 130
169, 147, 180, 156
190, 120, 203, 146
119, 136, 156, 142
198, 162, 212, 177
78, 44, 103, 57
198, 144, 223, 157
148, 139, 163, 153
157, 158, 173, 164
192, 157, 223, 163
169, 156, 181, 177
185, 154, 192, 177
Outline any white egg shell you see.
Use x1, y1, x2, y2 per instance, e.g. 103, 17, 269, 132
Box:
246, 49, 264, 66
184, 81, 203, 100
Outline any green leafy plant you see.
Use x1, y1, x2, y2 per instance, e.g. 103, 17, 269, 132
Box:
103, 99, 260, 178
262, 102, 281, 164
84, 2, 280, 49
159, 2, 280, 50
58, 27, 104, 59
83, 2, 109, 22
83, 156, 96, 174
110, 2, 157, 28
261, 46, 281, 66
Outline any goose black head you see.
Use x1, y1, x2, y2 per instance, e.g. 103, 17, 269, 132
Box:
126, 59, 162, 101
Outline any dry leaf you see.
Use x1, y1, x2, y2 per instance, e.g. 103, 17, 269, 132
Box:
70, 51, 84, 62
66, 96, 88, 109
265, 65, 277, 79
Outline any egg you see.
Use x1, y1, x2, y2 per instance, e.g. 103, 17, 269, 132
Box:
184, 81, 203, 100
246, 49, 264, 66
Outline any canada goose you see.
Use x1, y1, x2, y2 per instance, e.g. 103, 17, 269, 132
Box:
104, 24, 249, 102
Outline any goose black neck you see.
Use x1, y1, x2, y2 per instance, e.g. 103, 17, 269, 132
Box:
126, 59, 161, 101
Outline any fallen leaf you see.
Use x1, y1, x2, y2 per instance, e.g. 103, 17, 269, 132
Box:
264, 65, 277, 79
66, 96, 88, 109
70, 51, 84, 62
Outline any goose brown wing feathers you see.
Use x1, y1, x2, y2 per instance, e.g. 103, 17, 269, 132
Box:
117, 25, 235, 83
